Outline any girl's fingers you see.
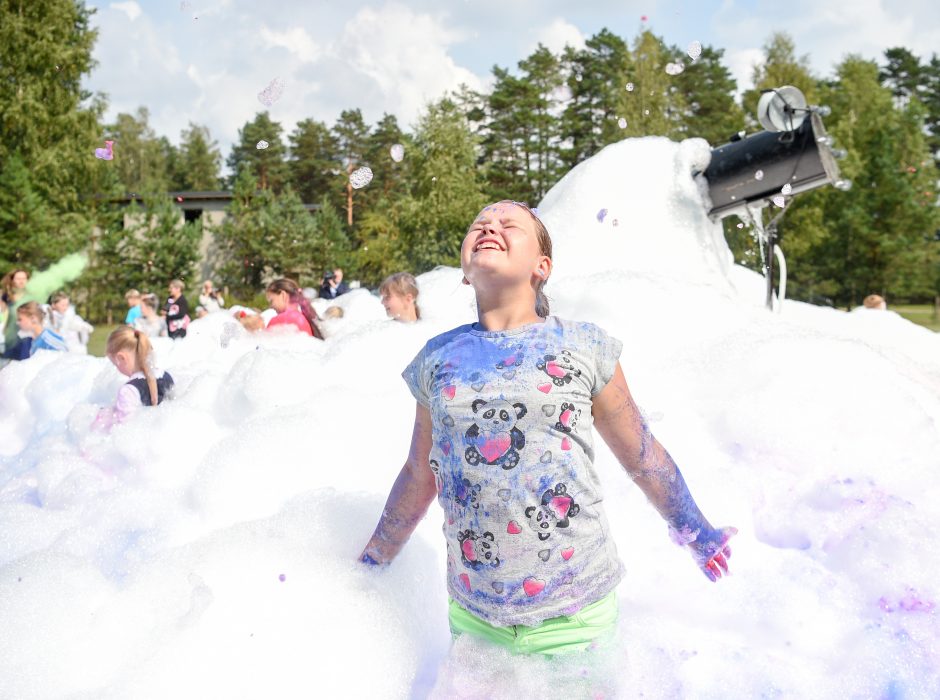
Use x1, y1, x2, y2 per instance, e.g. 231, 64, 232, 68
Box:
706, 559, 722, 580
713, 552, 729, 573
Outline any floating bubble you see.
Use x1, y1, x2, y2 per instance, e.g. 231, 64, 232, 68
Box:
596, 208, 608, 223
257, 77, 284, 107
736, 222, 744, 229
390, 144, 405, 162
781, 183, 792, 195
688, 41, 702, 61
772, 195, 786, 207
575, 73, 583, 82
665, 62, 685, 76
94, 140, 114, 161
755, 170, 764, 181
256, 140, 269, 150
618, 117, 627, 129
643, 109, 650, 116
176, 196, 184, 203
349, 166, 373, 189
625, 82, 635, 92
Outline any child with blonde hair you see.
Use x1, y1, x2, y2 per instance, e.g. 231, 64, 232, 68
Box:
47, 291, 94, 353
3, 302, 68, 359
360, 201, 735, 656
379, 272, 420, 322
94, 326, 174, 430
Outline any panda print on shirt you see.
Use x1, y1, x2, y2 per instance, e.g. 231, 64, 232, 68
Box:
464, 398, 528, 470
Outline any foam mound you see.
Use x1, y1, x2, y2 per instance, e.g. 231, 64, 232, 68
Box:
1, 137, 938, 699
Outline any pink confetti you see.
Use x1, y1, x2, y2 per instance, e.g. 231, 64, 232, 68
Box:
94, 140, 114, 161
641, 15, 648, 22
257, 78, 284, 108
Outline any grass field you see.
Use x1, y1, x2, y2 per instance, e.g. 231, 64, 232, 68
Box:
893, 304, 940, 332
87, 324, 120, 357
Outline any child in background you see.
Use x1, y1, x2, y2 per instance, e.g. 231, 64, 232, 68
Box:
47, 291, 94, 354
379, 272, 420, 322
133, 294, 168, 338
10, 302, 68, 358
125, 289, 142, 325
164, 280, 190, 340
93, 326, 174, 430
265, 278, 323, 339
2, 269, 29, 350
359, 201, 736, 656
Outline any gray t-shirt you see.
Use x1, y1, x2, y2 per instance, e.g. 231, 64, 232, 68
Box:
403, 315, 625, 627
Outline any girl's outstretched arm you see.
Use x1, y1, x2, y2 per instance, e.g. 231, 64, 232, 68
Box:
593, 363, 736, 581
359, 401, 437, 566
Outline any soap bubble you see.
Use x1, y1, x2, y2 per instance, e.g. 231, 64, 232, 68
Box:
575, 73, 583, 82
755, 170, 764, 181
256, 140, 269, 150
772, 195, 786, 207
736, 222, 744, 229
625, 82, 635, 92
618, 118, 627, 129
390, 144, 405, 163
257, 78, 284, 108
644, 109, 650, 116
781, 183, 792, 195
350, 166, 373, 189
688, 41, 702, 60
665, 62, 685, 76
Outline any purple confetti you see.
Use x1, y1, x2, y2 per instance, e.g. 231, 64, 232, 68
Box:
94, 140, 114, 161
278, 573, 286, 582
596, 208, 608, 223
257, 78, 284, 108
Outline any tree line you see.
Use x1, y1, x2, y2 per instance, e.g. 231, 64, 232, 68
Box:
1, 0, 937, 319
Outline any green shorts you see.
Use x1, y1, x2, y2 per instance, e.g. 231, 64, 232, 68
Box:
448, 592, 619, 656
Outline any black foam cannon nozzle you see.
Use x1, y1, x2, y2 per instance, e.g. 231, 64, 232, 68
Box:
702, 111, 844, 221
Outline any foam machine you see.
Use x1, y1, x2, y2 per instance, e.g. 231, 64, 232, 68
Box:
701, 86, 851, 310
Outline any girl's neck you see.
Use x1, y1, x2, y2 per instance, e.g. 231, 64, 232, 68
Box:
474, 289, 542, 332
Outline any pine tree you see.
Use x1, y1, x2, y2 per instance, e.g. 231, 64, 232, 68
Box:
175, 123, 222, 191
0, 154, 57, 269
616, 30, 684, 138
517, 46, 564, 201
288, 118, 341, 204
107, 108, 175, 194
332, 109, 371, 226
226, 112, 288, 191
560, 29, 632, 169
674, 45, 744, 145
121, 195, 202, 292
401, 98, 488, 271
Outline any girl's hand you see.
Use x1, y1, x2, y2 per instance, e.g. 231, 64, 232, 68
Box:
683, 526, 737, 582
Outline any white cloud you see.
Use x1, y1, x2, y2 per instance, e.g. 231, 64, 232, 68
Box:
532, 18, 586, 55
259, 26, 320, 63
725, 47, 764, 94
109, 1, 142, 22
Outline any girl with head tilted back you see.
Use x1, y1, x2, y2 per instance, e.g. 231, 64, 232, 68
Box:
93, 326, 174, 431
359, 200, 737, 656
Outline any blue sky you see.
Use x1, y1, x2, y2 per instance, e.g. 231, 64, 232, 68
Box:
85, 0, 939, 162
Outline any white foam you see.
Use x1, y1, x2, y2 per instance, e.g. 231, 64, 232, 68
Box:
1, 136, 938, 698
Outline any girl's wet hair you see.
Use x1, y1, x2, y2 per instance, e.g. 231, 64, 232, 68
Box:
266, 277, 323, 339
379, 272, 421, 320
486, 200, 553, 318
107, 326, 159, 406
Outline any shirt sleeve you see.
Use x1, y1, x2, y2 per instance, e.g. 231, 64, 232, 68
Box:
114, 383, 144, 418
401, 345, 430, 407
590, 324, 623, 396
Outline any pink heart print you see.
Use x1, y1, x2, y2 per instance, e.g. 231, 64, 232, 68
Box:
559, 408, 572, 427
459, 573, 471, 592
561, 547, 574, 561
507, 520, 522, 534
523, 577, 546, 597
442, 385, 456, 401
537, 383, 552, 394
462, 539, 476, 562
479, 433, 511, 462
545, 361, 567, 378
561, 437, 572, 451
548, 496, 572, 520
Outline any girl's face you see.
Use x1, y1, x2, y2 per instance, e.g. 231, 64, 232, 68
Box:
12, 271, 28, 290
52, 298, 69, 314
108, 349, 137, 377
381, 290, 413, 320
267, 290, 289, 313
460, 203, 547, 286
17, 313, 42, 336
